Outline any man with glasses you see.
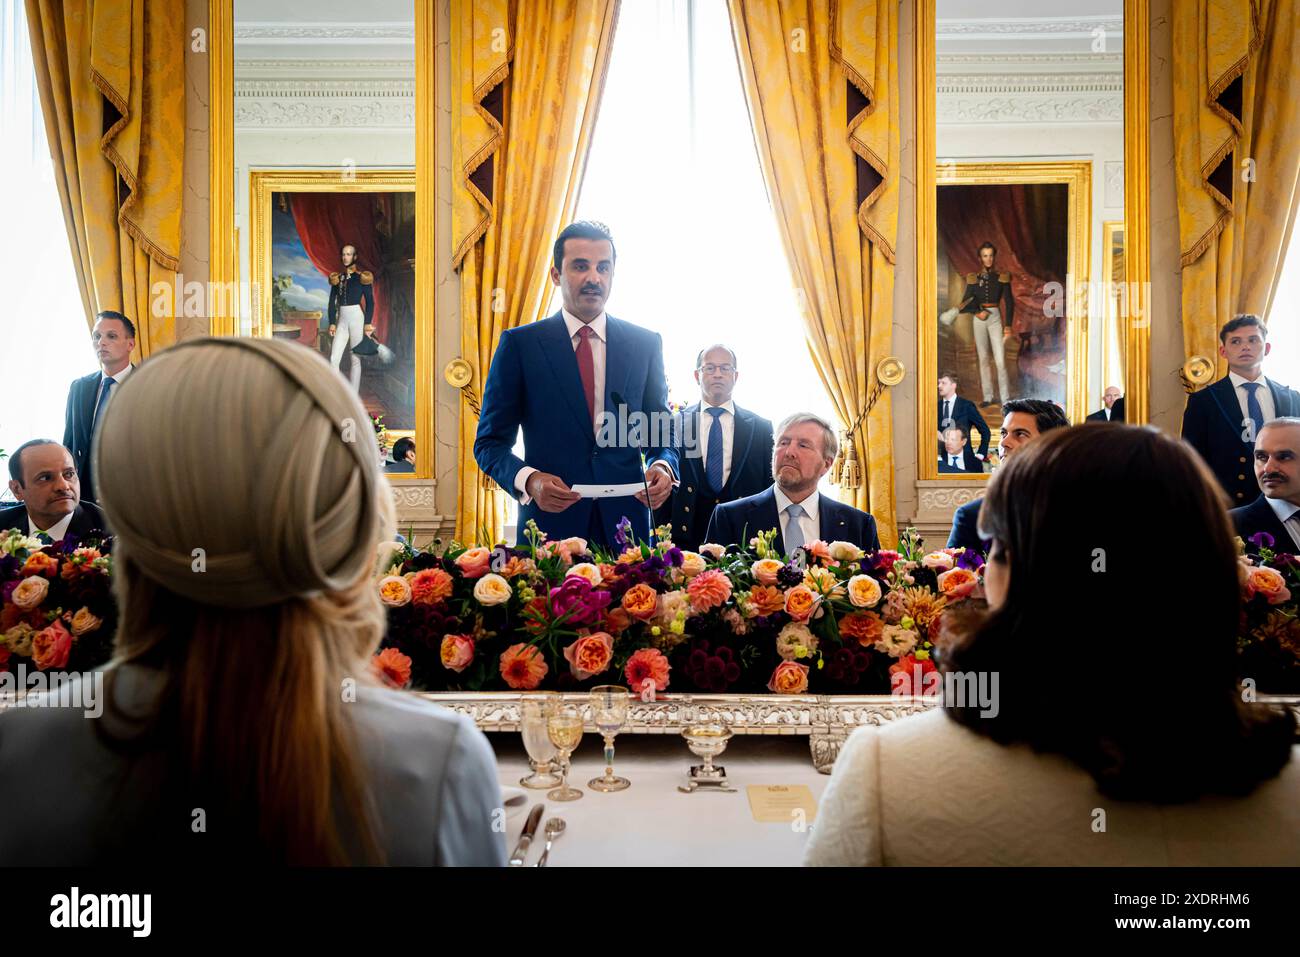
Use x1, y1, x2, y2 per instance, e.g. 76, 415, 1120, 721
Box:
656, 345, 773, 550
62, 310, 137, 505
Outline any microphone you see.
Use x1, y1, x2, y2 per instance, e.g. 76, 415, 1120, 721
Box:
611, 391, 653, 538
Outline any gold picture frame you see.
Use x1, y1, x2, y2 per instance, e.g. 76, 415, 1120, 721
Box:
914, 0, 1151, 481
1101, 221, 1126, 397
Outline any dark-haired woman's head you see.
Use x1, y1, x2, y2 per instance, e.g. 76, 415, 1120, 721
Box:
941, 423, 1294, 802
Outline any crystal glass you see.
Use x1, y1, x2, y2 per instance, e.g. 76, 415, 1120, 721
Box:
587, 685, 631, 792
546, 704, 586, 801
519, 693, 561, 789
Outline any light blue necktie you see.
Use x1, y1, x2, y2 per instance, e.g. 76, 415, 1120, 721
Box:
92, 376, 115, 427
1242, 381, 1265, 438
784, 503, 806, 555
705, 406, 726, 493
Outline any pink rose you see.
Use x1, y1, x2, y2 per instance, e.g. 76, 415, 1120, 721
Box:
752, 559, 784, 587
1245, 566, 1292, 605
32, 620, 72, 671
767, 660, 810, 694
455, 546, 492, 579
440, 634, 476, 673
921, 551, 955, 571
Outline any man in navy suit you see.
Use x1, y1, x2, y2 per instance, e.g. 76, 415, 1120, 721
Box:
1230, 417, 1300, 555
1182, 314, 1300, 507
704, 413, 879, 554
63, 310, 137, 504
1086, 386, 1125, 422
937, 427, 982, 474
947, 398, 1069, 552
654, 344, 774, 550
474, 221, 678, 549
937, 372, 989, 461
1, 440, 108, 542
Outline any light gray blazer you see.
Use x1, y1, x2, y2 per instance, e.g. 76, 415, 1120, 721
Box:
0, 663, 507, 866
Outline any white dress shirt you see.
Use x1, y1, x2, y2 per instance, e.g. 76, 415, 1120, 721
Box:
1266, 496, 1300, 551
94, 363, 135, 424
27, 510, 74, 542
699, 399, 736, 487
1229, 371, 1277, 428
773, 485, 819, 546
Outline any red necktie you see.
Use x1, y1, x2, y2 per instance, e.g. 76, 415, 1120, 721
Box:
575, 325, 596, 424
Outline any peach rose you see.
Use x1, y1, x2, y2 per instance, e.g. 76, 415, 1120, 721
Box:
847, 574, 883, 608
455, 546, 492, 579
440, 634, 475, 673
378, 574, 413, 607
4, 622, 36, 658
805, 540, 832, 564
624, 647, 671, 693
472, 573, 513, 606
499, 555, 536, 578
500, 642, 549, 690
699, 543, 726, 560
767, 660, 810, 695
621, 583, 660, 620
748, 584, 786, 617
374, 647, 413, 688
1246, 566, 1292, 605
829, 541, 865, 563
559, 537, 590, 559
563, 632, 614, 680
409, 567, 454, 605
68, 607, 102, 637
752, 558, 784, 586
566, 562, 603, 587
678, 551, 707, 579
776, 622, 818, 660
11, 576, 49, 611
936, 566, 978, 601
32, 620, 72, 671
687, 569, 732, 613
784, 584, 818, 621
21, 551, 59, 578
921, 551, 955, 571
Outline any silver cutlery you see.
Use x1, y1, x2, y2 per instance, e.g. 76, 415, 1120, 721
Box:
534, 818, 566, 867
509, 803, 544, 866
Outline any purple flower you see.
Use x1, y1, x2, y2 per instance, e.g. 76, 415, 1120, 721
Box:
662, 546, 683, 568
955, 548, 984, 571
1249, 531, 1276, 551
1, 579, 19, 604
614, 516, 634, 550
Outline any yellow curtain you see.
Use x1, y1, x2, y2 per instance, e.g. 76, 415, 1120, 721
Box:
451, 0, 620, 543
727, 0, 899, 545
25, 0, 184, 359
1174, 0, 1300, 374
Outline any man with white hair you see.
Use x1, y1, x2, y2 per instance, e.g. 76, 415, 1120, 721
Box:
704, 412, 879, 554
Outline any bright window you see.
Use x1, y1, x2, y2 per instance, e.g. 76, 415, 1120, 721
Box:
1265, 222, 1300, 381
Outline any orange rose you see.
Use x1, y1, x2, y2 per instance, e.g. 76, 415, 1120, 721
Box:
621, 583, 660, 620
936, 567, 978, 601
767, 660, 810, 695
374, 647, 413, 688
687, 569, 732, 613
440, 634, 475, 673
784, 584, 818, 622
678, 551, 707, 579
409, 567, 454, 605
748, 584, 786, 617
839, 611, 884, 647
455, 546, 492, 579
1246, 566, 1292, 605
751, 558, 784, 586
68, 607, 103, 637
32, 620, 72, 671
20, 551, 59, 578
500, 642, 549, 690
604, 607, 633, 635
847, 574, 883, 608
378, 575, 413, 607
563, 632, 614, 680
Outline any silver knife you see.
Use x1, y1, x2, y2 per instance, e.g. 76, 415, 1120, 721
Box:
509, 804, 545, 866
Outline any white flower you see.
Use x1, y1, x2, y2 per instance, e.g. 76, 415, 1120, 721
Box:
473, 573, 513, 606
776, 622, 818, 661
829, 541, 864, 563
874, 624, 919, 658
566, 562, 603, 587
678, 551, 707, 578
699, 543, 726, 560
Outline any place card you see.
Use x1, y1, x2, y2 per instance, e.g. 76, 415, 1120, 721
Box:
746, 785, 817, 824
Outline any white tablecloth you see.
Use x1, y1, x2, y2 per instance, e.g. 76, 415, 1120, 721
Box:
492, 732, 829, 867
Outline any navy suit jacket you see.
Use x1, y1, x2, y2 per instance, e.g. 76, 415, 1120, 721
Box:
938, 395, 990, 458
937, 446, 982, 474
946, 497, 987, 553
1086, 397, 1125, 422
653, 403, 774, 550
0, 501, 109, 542
1230, 494, 1299, 555
64, 368, 134, 505
703, 486, 879, 555
1182, 376, 1300, 507
474, 312, 678, 547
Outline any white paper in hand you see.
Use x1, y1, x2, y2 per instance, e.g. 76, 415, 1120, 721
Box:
570, 483, 645, 499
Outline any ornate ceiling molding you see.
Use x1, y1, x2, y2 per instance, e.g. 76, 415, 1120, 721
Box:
937, 15, 1124, 38
234, 73, 414, 129
233, 22, 415, 43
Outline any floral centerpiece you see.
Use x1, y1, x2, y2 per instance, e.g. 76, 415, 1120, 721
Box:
1236, 533, 1300, 693
373, 519, 987, 696
1, 528, 116, 674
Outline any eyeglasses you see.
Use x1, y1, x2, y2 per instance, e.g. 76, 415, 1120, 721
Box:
699, 364, 735, 375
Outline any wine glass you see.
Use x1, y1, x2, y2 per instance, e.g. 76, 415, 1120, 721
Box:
519, 693, 561, 789
546, 703, 586, 802
587, 685, 631, 792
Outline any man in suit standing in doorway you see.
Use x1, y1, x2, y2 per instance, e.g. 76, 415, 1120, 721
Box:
63, 310, 137, 505
654, 344, 774, 550
474, 221, 679, 549
1182, 315, 1300, 508
1086, 385, 1125, 422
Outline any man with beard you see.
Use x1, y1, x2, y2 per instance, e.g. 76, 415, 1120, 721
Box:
704, 413, 879, 554
1, 440, 107, 543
